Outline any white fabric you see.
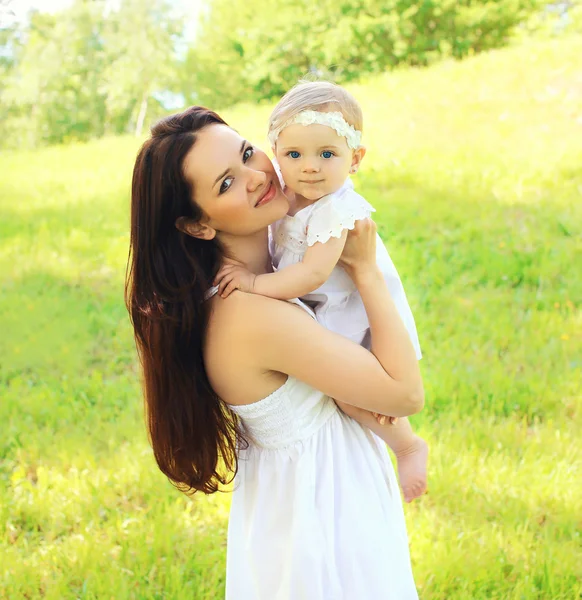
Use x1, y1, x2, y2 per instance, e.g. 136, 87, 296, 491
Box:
225, 373, 418, 599
205, 284, 219, 301
272, 178, 422, 354
305, 181, 375, 246
268, 110, 363, 150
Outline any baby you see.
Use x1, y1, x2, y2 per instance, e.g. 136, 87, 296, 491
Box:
216, 81, 428, 502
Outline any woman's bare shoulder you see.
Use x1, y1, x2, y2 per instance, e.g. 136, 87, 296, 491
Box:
206, 291, 314, 372
204, 291, 305, 404
205, 290, 420, 416
208, 290, 309, 341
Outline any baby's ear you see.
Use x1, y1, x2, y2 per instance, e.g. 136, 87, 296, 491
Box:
350, 146, 367, 174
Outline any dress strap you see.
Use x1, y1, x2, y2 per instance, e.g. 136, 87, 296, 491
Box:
287, 297, 316, 320
205, 285, 219, 300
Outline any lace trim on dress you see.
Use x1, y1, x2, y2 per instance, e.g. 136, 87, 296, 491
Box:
306, 192, 375, 247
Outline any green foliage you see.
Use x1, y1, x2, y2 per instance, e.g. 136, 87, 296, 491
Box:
1, 37, 581, 598
1, 0, 549, 148
100, 0, 183, 137
0, 0, 183, 148
186, 0, 545, 107
519, 0, 582, 38
1, 5, 105, 146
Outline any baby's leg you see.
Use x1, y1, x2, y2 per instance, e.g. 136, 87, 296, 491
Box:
381, 417, 428, 503
336, 398, 428, 503
339, 331, 427, 501
356, 330, 427, 501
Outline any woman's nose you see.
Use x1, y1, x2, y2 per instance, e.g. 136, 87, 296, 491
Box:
246, 168, 267, 192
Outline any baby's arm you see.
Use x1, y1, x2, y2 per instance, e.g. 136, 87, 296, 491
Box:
215, 231, 347, 299
255, 231, 347, 299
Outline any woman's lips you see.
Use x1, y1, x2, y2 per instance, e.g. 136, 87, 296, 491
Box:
255, 181, 276, 207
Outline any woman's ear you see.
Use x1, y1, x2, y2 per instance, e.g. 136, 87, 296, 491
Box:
350, 146, 367, 174
175, 216, 216, 240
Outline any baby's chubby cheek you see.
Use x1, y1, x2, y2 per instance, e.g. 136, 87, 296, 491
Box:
274, 161, 293, 185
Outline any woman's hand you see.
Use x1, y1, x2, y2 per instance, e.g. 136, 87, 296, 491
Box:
338, 218, 378, 280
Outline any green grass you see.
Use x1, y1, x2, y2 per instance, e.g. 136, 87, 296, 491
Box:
1, 36, 581, 599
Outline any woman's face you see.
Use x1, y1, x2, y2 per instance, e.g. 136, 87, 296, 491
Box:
183, 124, 289, 236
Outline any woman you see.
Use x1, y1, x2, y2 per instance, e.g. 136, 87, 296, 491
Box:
126, 106, 424, 599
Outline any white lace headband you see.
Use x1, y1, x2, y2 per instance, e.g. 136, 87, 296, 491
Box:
268, 110, 362, 150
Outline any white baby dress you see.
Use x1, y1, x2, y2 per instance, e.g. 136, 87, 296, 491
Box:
223, 296, 419, 599
271, 177, 422, 356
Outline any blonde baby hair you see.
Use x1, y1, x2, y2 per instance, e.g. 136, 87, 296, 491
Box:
268, 80, 363, 145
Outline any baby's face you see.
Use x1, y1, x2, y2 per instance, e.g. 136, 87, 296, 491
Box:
274, 123, 354, 201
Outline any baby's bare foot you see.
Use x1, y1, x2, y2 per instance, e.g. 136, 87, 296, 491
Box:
395, 435, 428, 503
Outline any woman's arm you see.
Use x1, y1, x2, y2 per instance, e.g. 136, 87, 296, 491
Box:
240, 220, 424, 417
214, 232, 347, 299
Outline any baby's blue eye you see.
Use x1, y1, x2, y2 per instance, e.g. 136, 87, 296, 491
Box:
321, 150, 334, 159
288, 151, 300, 159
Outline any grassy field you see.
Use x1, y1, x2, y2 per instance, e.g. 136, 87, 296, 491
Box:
1, 36, 581, 599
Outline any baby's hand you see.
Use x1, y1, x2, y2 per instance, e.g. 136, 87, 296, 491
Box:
214, 264, 256, 298
372, 412, 398, 426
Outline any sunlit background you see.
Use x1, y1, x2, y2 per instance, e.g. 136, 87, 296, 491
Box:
1, 0, 581, 598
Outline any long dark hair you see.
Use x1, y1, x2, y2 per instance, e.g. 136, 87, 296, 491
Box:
126, 106, 242, 494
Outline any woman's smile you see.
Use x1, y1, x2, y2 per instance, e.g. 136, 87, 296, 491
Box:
255, 180, 276, 207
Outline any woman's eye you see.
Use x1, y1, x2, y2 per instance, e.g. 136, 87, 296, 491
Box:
321, 150, 334, 159
243, 146, 254, 162
220, 176, 234, 194
288, 151, 300, 159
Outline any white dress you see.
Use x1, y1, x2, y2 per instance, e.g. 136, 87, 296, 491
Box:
224, 296, 418, 600
271, 178, 422, 356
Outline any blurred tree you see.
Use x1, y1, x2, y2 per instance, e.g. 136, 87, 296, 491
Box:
0, 0, 548, 148
0, 0, 183, 147
101, 0, 182, 136
184, 0, 544, 108
0, 19, 20, 140
1, 3, 107, 146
